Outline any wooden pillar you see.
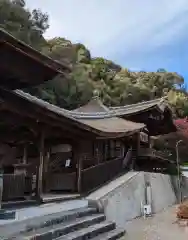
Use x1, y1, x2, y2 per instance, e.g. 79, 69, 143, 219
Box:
76, 142, 84, 193
43, 150, 50, 193
148, 135, 151, 148
22, 144, 27, 164
132, 132, 140, 170
37, 130, 45, 198
137, 132, 140, 152
77, 156, 83, 193
44, 150, 50, 174
0, 169, 3, 209
136, 132, 141, 169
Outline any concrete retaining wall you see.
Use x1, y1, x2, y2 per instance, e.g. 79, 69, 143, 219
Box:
87, 171, 177, 228
147, 173, 176, 213
171, 175, 188, 201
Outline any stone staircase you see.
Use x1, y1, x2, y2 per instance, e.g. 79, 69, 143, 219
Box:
1, 207, 125, 240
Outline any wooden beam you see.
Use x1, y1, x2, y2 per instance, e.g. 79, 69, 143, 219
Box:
0, 110, 39, 131
1, 101, 94, 139
0, 122, 79, 148
0, 88, 98, 138
45, 137, 75, 147
0, 131, 35, 145
0, 44, 56, 87
0, 109, 88, 145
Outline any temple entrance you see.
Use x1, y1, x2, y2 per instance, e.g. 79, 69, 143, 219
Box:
44, 144, 77, 193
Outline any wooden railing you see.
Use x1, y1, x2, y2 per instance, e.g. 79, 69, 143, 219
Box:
2, 174, 25, 201
46, 172, 77, 192
138, 148, 168, 160
81, 157, 125, 193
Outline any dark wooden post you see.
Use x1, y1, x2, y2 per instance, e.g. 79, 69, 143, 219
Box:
43, 149, 50, 193
76, 142, 84, 193
137, 132, 140, 153
135, 132, 141, 169
37, 129, 45, 198
148, 135, 151, 148
22, 144, 27, 164
77, 157, 82, 193
44, 150, 50, 174
132, 132, 140, 170
0, 169, 3, 209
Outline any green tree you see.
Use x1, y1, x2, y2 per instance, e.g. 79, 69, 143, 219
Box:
1, 0, 188, 117
0, 0, 49, 48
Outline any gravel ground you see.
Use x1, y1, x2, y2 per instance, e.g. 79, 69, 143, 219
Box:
124, 205, 188, 240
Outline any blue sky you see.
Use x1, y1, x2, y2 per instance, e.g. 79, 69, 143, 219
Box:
26, 0, 188, 82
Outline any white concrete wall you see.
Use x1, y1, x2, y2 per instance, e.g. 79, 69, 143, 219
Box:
183, 172, 188, 178
102, 173, 146, 227
171, 175, 188, 201
147, 173, 176, 213
87, 171, 177, 228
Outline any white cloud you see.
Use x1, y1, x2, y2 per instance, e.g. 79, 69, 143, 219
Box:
26, 0, 188, 59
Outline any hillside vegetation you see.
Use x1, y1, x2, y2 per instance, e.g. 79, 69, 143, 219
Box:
1, 0, 188, 118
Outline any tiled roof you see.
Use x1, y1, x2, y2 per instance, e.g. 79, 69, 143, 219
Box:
73, 97, 109, 113
109, 98, 168, 114
70, 97, 169, 119
12, 90, 145, 137
80, 117, 144, 135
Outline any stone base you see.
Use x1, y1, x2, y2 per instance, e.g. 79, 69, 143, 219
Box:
0, 209, 16, 219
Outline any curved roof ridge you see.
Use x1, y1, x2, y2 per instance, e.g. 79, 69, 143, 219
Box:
14, 89, 73, 117
14, 91, 170, 122
13, 90, 144, 136
69, 97, 170, 119
109, 98, 165, 110
15, 90, 112, 119
73, 97, 110, 113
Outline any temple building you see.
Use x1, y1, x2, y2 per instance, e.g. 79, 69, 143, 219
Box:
0, 28, 177, 204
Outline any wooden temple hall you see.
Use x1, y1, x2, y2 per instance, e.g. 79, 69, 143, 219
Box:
0, 29, 177, 203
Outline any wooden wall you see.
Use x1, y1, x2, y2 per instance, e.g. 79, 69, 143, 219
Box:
75, 137, 128, 171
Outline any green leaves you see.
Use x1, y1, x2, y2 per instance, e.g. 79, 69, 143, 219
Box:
0, 0, 49, 48
1, 0, 187, 117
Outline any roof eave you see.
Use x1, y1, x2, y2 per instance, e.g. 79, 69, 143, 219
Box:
96, 127, 145, 139
6, 89, 144, 139
0, 28, 71, 73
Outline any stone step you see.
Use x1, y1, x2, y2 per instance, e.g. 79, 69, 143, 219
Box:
2, 200, 38, 210
92, 228, 126, 240
41, 194, 81, 204
0, 209, 16, 220
1, 207, 98, 239
56, 221, 116, 240
25, 207, 98, 232
18, 214, 106, 240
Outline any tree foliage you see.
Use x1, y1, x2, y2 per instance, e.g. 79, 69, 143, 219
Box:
154, 118, 188, 163
0, 0, 49, 48
0, 0, 188, 117
39, 36, 187, 115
